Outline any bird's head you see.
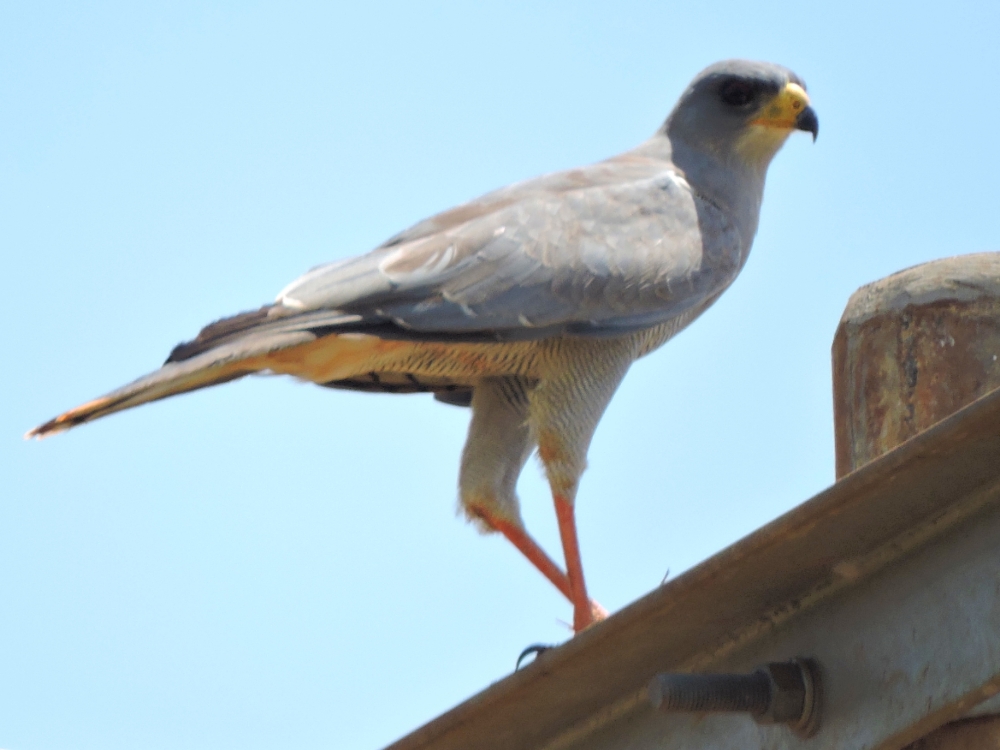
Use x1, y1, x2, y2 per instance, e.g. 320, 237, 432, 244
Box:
664, 60, 818, 170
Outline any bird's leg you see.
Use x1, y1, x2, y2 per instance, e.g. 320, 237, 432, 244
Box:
552, 492, 607, 631
480, 502, 607, 624
538, 451, 606, 631
460, 377, 576, 602
531, 339, 636, 632
471, 508, 573, 601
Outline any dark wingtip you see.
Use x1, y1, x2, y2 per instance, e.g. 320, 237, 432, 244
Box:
165, 305, 274, 364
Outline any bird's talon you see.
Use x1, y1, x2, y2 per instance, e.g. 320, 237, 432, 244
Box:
515, 643, 554, 670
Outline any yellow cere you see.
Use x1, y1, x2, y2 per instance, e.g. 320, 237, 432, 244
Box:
751, 82, 811, 130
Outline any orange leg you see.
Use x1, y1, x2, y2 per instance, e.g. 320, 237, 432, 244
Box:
482, 514, 574, 601
554, 495, 605, 631
473, 506, 606, 631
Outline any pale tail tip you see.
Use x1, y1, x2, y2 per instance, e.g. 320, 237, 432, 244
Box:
24, 416, 75, 440
24, 423, 57, 440
25, 397, 113, 441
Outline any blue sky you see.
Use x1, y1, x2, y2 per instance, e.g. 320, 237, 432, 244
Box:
3, 1, 999, 748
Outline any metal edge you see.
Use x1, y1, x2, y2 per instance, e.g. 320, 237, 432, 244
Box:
386, 385, 1000, 750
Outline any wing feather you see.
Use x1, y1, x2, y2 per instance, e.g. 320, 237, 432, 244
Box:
274, 163, 743, 341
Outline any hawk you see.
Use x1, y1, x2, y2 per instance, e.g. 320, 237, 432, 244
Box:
29, 60, 818, 632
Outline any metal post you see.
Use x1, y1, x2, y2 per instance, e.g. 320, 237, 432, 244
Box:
832, 252, 1000, 478
832, 253, 1000, 748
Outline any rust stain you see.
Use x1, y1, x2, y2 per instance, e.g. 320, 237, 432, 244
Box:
834, 297, 1000, 478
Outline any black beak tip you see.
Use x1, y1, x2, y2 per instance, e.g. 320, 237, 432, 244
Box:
795, 106, 819, 142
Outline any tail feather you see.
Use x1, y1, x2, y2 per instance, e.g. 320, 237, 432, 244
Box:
27, 302, 413, 440
25, 328, 316, 439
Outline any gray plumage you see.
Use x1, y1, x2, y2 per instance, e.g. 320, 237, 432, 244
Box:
29, 59, 818, 632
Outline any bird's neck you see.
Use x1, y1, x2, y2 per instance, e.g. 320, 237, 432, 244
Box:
632, 135, 768, 245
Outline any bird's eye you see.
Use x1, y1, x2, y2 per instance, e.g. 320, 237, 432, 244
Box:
718, 80, 757, 107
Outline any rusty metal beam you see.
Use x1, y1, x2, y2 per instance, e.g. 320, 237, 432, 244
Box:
903, 716, 1000, 749
385, 384, 1000, 750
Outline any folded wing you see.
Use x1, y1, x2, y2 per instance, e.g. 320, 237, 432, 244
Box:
273, 169, 743, 344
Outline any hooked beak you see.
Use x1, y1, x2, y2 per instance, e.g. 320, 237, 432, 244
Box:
795, 106, 819, 142
752, 82, 819, 142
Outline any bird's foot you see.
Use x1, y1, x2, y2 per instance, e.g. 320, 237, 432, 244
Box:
573, 598, 608, 632
590, 599, 609, 621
